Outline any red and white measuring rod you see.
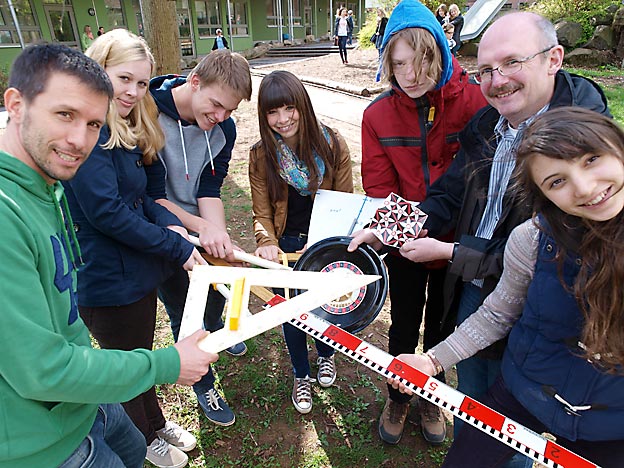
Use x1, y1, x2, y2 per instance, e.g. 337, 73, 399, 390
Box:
267, 297, 601, 468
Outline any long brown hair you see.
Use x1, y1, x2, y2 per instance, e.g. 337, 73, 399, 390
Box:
516, 107, 624, 372
256, 70, 337, 202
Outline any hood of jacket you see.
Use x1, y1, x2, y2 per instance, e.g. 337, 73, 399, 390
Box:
378, 0, 453, 88
150, 74, 187, 122
0, 151, 83, 267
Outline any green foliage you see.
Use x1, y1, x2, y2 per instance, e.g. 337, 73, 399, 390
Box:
527, 0, 618, 45
565, 66, 624, 124
0, 66, 8, 107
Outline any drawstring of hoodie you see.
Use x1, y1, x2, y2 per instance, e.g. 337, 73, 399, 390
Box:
204, 131, 215, 176
178, 119, 216, 180
177, 120, 190, 181
49, 184, 83, 270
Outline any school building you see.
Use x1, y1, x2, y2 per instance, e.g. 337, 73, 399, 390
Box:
0, 0, 366, 69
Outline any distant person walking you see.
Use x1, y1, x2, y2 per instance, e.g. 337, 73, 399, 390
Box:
212, 28, 229, 50
373, 8, 388, 59
347, 10, 355, 45
334, 8, 351, 64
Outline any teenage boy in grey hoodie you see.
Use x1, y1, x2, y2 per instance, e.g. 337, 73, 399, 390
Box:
146, 50, 252, 427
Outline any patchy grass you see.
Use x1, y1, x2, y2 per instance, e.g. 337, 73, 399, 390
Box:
564, 66, 624, 124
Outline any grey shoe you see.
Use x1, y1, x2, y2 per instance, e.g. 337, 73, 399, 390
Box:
292, 375, 313, 414
316, 355, 336, 387
146, 436, 188, 468
155, 421, 197, 452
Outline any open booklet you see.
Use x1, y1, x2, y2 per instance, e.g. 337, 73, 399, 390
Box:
307, 190, 386, 247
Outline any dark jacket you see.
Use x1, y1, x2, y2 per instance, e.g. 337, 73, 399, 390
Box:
64, 126, 193, 307
503, 227, 624, 441
146, 75, 235, 210
375, 16, 388, 49
212, 35, 229, 50
419, 70, 610, 357
334, 16, 353, 37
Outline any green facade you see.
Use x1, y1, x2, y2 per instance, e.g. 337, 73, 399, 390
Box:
0, 0, 364, 70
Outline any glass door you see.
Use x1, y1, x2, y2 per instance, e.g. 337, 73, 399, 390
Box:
176, 0, 195, 57
43, 4, 79, 48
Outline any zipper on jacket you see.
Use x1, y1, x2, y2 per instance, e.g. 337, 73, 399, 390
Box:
416, 98, 432, 190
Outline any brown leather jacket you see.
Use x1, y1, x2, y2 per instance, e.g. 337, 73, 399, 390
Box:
249, 127, 353, 248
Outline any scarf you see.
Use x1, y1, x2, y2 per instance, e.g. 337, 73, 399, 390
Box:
276, 125, 329, 196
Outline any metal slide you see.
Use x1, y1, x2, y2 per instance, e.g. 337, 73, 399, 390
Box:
460, 0, 508, 41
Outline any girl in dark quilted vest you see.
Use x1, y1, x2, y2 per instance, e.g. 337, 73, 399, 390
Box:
388, 107, 624, 468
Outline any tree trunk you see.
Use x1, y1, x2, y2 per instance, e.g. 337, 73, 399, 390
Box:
141, 0, 181, 75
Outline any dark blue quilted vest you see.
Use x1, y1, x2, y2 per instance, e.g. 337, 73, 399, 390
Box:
501, 227, 624, 441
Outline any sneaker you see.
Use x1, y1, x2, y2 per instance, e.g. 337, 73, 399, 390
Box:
146, 437, 188, 468
378, 399, 409, 444
156, 421, 197, 452
225, 341, 247, 356
292, 375, 313, 414
316, 355, 336, 387
195, 387, 236, 426
419, 399, 446, 445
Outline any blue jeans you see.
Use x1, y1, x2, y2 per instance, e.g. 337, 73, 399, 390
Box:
158, 267, 227, 391
58, 404, 146, 468
443, 377, 624, 468
279, 235, 334, 378
454, 283, 532, 468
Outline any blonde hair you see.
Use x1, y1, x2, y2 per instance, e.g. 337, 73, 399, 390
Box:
381, 28, 443, 87
85, 28, 164, 163
189, 49, 252, 101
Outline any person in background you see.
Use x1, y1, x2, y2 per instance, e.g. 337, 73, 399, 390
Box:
81, 24, 95, 51
212, 28, 229, 50
249, 70, 353, 414
435, 4, 449, 25
97, 26, 105, 36
443, 23, 456, 51
390, 107, 624, 468
146, 49, 252, 428
360, 0, 487, 447
448, 4, 463, 56
373, 7, 388, 59
347, 10, 355, 45
0, 42, 216, 468
66, 29, 206, 468
334, 8, 352, 64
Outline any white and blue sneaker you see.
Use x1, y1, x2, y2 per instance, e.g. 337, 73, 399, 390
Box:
195, 387, 235, 426
225, 341, 247, 356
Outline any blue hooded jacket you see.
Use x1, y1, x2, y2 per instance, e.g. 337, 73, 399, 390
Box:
377, 0, 453, 88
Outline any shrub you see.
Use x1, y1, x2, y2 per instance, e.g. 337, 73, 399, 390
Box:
528, 0, 619, 45
0, 66, 7, 108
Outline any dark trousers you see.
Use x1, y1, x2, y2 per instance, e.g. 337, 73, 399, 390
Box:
158, 267, 227, 392
80, 291, 165, 445
384, 254, 452, 403
278, 234, 334, 377
443, 377, 624, 468
338, 35, 348, 62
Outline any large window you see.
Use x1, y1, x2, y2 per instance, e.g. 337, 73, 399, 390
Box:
0, 0, 41, 46
291, 0, 301, 26
105, 0, 126, 28
196, 1, 221, 37
228, 2, 247, 36
266, 0, 279, 27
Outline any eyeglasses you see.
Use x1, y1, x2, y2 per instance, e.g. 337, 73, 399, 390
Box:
474, 46, 555, 84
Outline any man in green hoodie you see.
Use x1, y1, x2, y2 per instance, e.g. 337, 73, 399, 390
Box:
0, 43, 218, 468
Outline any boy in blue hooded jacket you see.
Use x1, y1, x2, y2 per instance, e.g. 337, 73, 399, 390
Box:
360, 0, 487, 447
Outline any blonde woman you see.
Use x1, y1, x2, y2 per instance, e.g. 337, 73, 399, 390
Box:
63, 29, 203, 468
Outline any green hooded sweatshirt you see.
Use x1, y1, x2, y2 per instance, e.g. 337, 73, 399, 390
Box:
0, 151, 180, 467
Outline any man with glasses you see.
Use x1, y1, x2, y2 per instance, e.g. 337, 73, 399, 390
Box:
350, 12, 609, 466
